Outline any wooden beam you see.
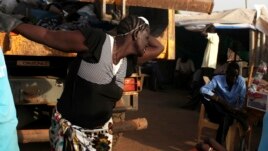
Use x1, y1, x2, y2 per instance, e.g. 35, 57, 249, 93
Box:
113, 118, 148, 133
17, 129, 49, 143
113, 0, 214, 13
18, 118, 147, 143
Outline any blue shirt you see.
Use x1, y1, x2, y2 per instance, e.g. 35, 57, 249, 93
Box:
200, 74, 246, 109
0, 49, 19, 151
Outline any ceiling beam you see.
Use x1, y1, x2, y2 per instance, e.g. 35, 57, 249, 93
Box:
125, 0, 214, 13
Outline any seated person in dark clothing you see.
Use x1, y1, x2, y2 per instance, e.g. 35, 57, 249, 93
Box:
200, 62, 247, 145
174, 55, 195, 89
182, 68, 204, 110
141, 60, 164, 91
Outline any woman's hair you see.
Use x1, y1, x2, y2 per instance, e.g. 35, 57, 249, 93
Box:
116, 15, 149, 36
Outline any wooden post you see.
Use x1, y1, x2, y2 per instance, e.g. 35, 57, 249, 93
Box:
248, 30, 257, 87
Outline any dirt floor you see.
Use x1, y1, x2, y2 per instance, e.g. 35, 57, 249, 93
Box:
113, 88, 199, 151
19, 86, 263, 151
113, 87, 263, 151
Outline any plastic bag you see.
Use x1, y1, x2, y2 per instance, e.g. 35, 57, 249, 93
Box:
248, 61, 268, 93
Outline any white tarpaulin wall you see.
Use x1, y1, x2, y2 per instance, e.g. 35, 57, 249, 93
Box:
175, 6, 268, 81
175, 8, 256, 26
175, 6, 268, 36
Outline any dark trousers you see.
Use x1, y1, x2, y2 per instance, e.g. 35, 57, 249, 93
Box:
200, 97, 248, 145
174, 72, 192, 89
142, 62, 164, 90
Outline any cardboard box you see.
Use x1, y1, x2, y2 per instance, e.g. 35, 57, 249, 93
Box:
247, 91, 268, 112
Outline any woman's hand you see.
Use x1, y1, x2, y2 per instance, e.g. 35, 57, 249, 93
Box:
137, 36, 163, 65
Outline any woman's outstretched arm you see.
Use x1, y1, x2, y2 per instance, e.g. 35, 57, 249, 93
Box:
14, 23, 88, 53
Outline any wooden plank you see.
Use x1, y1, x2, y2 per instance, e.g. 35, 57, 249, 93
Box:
121, 91, 139, 111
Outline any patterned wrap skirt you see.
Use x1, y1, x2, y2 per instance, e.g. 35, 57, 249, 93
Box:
49, 109, 113, 151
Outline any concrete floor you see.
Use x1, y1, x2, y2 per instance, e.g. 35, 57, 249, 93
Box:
19, 87, 263, 151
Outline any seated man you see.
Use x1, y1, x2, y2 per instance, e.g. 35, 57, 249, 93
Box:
200, 62, 247, 145
174, 55, 195, 89
141, 60, 164, 91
